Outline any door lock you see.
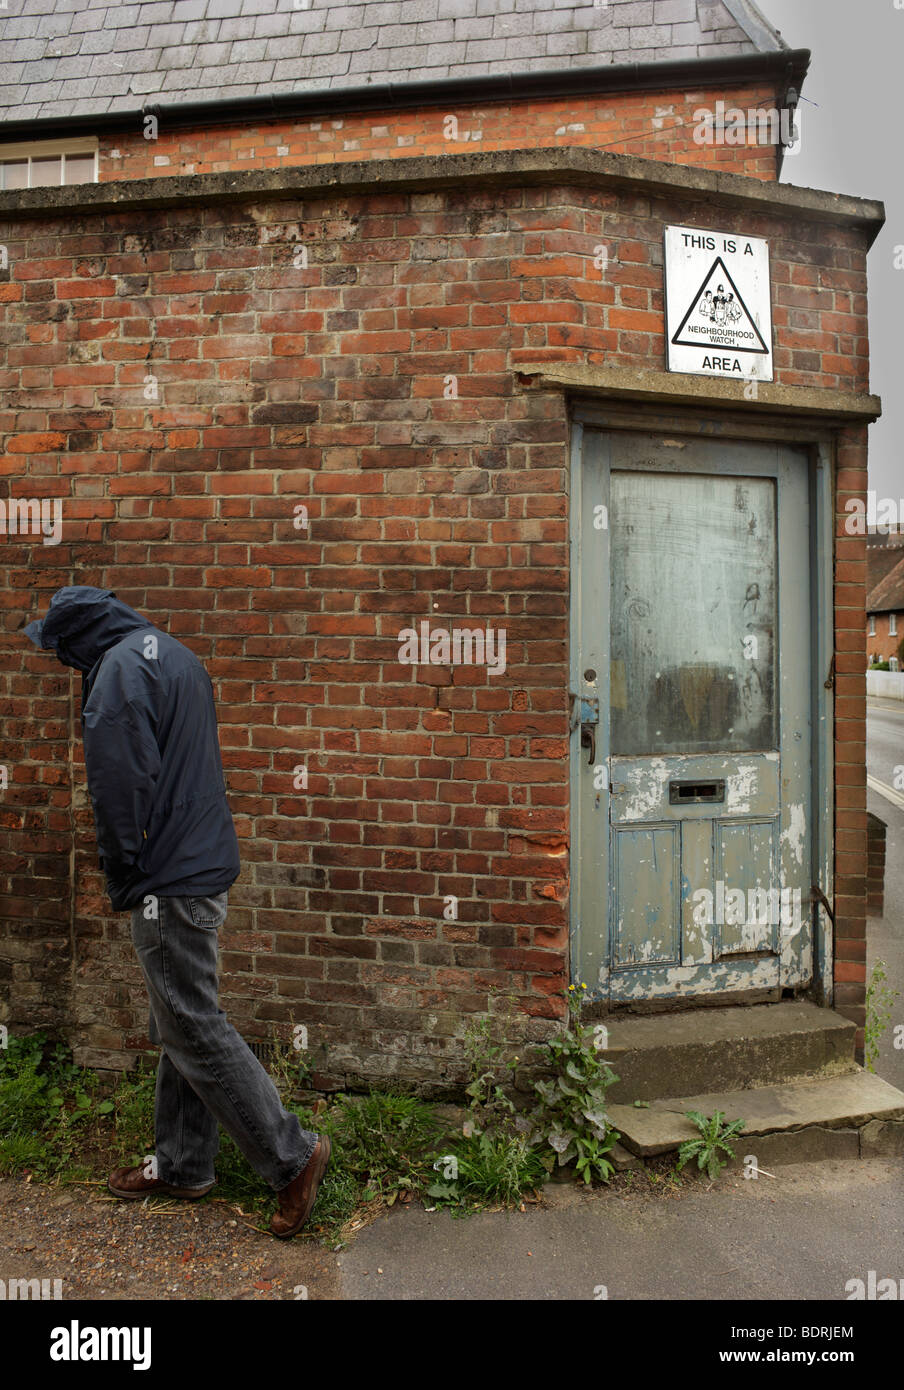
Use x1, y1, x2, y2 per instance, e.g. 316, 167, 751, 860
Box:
569, 694, 599, 766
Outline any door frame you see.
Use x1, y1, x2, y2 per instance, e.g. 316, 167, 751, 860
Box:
567, 399, 835, 1010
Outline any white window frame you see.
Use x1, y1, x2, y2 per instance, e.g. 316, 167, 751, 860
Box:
868, 614, 876, 635
890, 613, 898, 637
0, 136, 99, 189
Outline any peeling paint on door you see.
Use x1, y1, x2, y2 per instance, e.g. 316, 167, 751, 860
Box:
571, 430, 814, 1005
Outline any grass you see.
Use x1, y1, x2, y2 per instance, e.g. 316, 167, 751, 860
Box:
0, 1032, 115, 1183
0, 1029, 727, 1248
0, 1032, 547, 1245
425, 1128, 548, 1211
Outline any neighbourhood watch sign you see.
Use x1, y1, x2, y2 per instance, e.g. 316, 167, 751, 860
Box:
664, 224, 773, 382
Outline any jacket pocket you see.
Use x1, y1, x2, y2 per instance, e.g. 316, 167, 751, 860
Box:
187, 892, 228, 929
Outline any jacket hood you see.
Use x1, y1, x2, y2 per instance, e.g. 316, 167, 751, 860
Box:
23, 586, 149, 674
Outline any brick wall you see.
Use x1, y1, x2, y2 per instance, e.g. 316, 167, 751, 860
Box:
99, 82, 782, 184
0, 167, 872, 1084
866, 811, 886, 918
835, 428, 874, 1051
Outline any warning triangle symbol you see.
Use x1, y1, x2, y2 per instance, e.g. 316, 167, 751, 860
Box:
671, 256, 769, 355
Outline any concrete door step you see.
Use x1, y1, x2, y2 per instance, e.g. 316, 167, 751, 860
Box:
600, 1000, 857, 1102
609, 1069, 904, 1166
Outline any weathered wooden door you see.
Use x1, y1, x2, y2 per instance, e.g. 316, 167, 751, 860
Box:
571, 430, 813, 1004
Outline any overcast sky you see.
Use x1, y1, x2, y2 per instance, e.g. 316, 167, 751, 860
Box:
761, 0, 901, 503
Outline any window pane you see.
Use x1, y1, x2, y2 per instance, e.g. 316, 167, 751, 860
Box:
610, 471, 778, 756
63, 153, 96, 184
1, 160, 28, 189
30, 156, 62, 187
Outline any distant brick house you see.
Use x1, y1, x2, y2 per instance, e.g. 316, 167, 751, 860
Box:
867, 530, 904, 668
0, 0, 886, 1088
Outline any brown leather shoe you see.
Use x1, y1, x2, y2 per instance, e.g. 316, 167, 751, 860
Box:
269, 1136, 331, 1239
107, 1165, 215, 1200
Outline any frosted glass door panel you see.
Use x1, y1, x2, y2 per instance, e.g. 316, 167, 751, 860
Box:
609, 471, 777, 756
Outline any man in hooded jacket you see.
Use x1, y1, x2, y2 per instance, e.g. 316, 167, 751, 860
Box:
23, 586, 330, 1237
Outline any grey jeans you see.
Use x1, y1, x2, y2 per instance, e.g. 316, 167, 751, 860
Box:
129, 891, 318, 1191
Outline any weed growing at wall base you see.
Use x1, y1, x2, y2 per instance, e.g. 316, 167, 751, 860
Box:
864, 959, 900, 1073
527, 986, 621, 1184
676, 1111, 746, 1181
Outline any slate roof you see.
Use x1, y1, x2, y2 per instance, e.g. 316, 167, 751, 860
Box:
866, 530, 904, 596
868, 552, 904, 616
1, 0, 788, 125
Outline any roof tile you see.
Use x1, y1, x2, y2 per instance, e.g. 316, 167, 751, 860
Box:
504, 35, 551, 58
156, 43, 198, 68
212, 17, 257, 40
113, 26, 154, 50
868, 555, 904, 614
230, 37, 269, 59
90, 74, 135, 95
78, 28, 121, 53
252, 11, 291, 36
547, 31, 587, 54
136, 2, 176, 23
451, 17, 493, 40
40, 33, 83, 55
99, 3, 142, 20
6, 40, 47, 62
300, 31, 341, 54
493, 11, 536, 37
34, 14, 76, 37
654, 0, 696, 20
147, 22, 187, 44
337, 29, 382, 52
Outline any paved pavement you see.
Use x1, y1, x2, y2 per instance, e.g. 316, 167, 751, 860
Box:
867, 696, 904, 1093
337, 1158, 904, 1300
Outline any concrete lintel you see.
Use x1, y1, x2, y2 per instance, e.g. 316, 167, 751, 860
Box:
517, 362, 882, 424
0, 147, 885, 244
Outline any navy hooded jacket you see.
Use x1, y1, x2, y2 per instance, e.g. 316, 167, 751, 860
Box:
24, 586, 240, 911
